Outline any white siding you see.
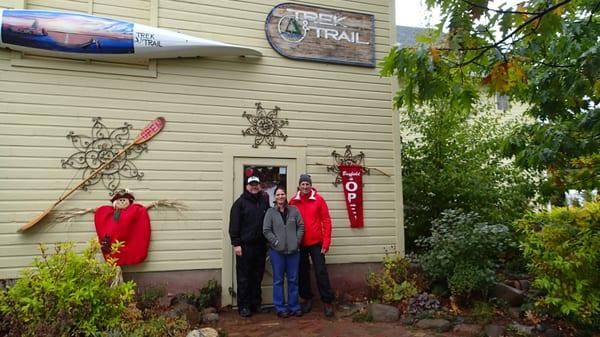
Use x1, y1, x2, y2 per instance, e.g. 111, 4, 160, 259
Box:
0, 0, 399, 278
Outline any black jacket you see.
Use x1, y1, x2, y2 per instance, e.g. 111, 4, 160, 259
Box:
229, 190, 269, 246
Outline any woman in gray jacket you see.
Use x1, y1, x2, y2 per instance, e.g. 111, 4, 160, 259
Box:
263, 186, 304, 318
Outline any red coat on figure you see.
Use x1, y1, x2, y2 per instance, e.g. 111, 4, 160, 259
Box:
94, 191, 151, 266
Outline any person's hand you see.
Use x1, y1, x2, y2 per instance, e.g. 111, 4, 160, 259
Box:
321, 247, 328, 254
234, 246, 242, 256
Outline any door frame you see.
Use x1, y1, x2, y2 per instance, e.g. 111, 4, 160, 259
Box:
221, 146, 306, 306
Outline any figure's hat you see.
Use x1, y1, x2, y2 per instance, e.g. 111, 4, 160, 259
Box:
111, 189, 135, 202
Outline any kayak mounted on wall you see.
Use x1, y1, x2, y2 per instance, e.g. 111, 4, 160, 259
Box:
0, 9, 262, 60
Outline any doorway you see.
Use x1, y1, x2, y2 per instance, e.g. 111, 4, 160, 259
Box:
231, 157, 297, 306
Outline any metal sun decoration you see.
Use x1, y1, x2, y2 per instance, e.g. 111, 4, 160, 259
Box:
242, 102, 288, 149
327, 145, 371, 186
61, 117, 147, 195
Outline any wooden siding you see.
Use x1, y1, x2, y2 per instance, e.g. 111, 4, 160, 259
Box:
0, 0, 398, 278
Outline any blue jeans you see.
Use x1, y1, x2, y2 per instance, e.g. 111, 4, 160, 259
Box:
269, 248, 300, 314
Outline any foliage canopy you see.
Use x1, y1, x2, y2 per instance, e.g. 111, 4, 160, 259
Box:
383, 0, 600, 201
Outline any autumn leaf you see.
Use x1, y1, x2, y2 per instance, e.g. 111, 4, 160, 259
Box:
429, 47, 441, 63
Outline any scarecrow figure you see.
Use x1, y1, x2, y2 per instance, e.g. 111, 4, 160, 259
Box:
52, 189, 184, 266
95, 190, 151, 266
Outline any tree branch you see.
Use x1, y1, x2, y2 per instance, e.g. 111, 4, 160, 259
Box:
456, 0, 572, 67
589, 0, 600, 23
459, 0, 539, 15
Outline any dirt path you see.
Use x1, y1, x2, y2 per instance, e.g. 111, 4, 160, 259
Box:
211, 305, 451, 337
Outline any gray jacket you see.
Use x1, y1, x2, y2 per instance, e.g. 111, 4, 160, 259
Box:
263, 205, 304, 255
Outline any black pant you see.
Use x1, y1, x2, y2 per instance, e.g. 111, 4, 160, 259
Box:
299, 242, 334, 304
235, 244, 267, 310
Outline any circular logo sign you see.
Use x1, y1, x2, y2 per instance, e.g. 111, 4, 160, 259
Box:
277, 15, 307, 43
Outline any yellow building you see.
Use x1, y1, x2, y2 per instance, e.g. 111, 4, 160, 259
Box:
0, 0, 402, 305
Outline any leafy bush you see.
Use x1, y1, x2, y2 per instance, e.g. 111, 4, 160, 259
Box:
407, 292, 441, 315
169, 279, 221, 311
416, 209, 514, 297
400, 103, 537, 251
0, 241, 135, 337
197, 278, 221, 309
516, 202, 600, 326
136, 285, 166, 312
448, 262, 495, 297
117, 312, 189, 337
470, 301, 496, 324
366, 254, 418, 304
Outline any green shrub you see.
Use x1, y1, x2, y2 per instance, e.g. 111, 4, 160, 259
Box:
516, 202, 600, 326
136, 285, 166, 312
448, 263, 495, 297
118, 314, 189, 337
197, 278, 221, 309
0, 241, 135, 337
469, 301, 496, 324
416, 209, 514, 297
366, 253, 418, 304
400, 103, 537, 251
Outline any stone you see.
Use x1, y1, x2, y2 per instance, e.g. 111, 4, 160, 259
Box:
509, 323, 534, 336
415, 318, 452, 332
484, 324, 505, 337
339, 302, 366, 317
492, 282, 525, 306
453, 324, 482, 337
186, 328, 219, 337
167, 302, 201, 326
202, 312, 219, 323
201, 307, 217, 315
545, 328, 561, 337
367, 303, 400, 322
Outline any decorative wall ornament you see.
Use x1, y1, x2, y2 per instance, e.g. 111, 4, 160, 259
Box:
19, 117, 165, 233
326, 145, 370, 186
242, 102, 288, 148
61, 117, 147, 194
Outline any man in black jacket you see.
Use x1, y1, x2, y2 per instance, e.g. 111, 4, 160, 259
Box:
229, 176, 270, 317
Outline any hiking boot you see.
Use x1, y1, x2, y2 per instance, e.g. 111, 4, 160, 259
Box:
277, 311, 289, 318
301, 298, 313, 313
251, 305, 270, 314
239, 307, 252, 318
292, 310, 303, 317
324, 303, 334, 317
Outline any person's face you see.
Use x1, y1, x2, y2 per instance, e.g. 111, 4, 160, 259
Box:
114, 197, 131, 209
275, 189, 287, 205
246, 182, 261, 194
299, 181, 312, 195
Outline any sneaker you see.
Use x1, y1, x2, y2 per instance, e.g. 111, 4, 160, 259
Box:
239, 307, 252, 318
324, 303, 334, 317
301, 298, 313, 313
292, 310, 303, 317
277, 311, 289, 318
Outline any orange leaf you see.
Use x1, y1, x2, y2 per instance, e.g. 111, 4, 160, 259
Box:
429, 47, 441, 62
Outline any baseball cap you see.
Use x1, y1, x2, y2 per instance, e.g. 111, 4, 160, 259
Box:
247, 176, 260, 184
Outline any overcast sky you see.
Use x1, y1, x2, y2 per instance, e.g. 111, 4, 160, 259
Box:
396, 1, 440, 27
396, 0, 521, 27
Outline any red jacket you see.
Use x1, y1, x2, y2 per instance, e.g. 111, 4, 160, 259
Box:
289, 188, 332, 251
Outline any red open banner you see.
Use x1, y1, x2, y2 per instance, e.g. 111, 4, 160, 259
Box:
339, 164, 364, 228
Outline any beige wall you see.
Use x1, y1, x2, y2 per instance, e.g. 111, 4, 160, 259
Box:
0, 0, 401, 279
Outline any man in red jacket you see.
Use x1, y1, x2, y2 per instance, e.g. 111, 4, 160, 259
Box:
289, 174, 335, 317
